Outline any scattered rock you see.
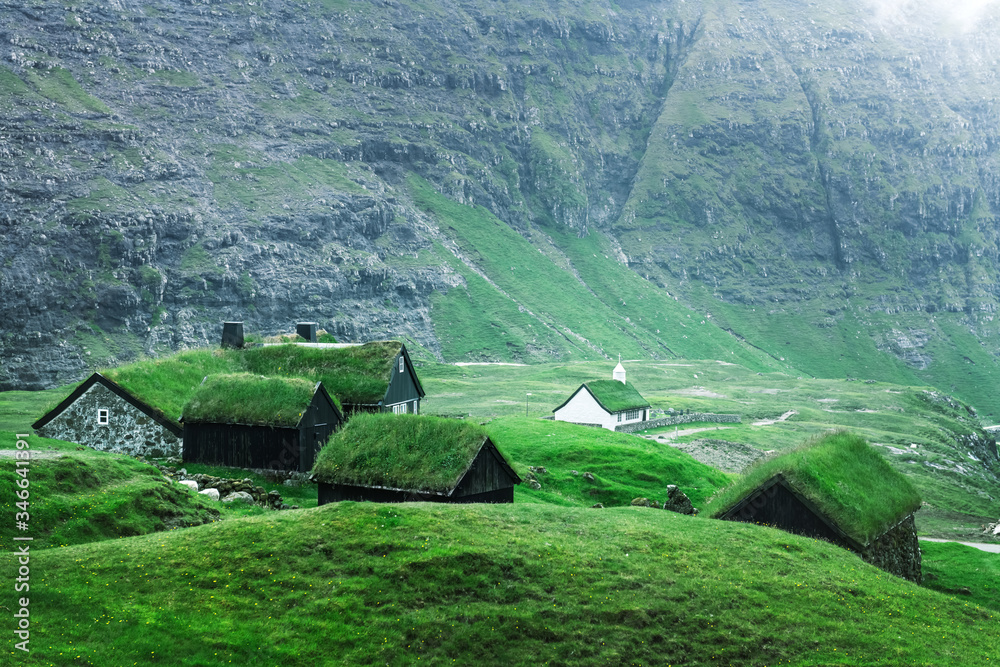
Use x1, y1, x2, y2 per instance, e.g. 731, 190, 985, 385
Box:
662, 485, 695, 515
149, 460, 289, 509
571, 470, 578, 475
591, 503, 604, 509
222, 491, 255, 504
529, 480, 542, 490
583, 472, 595, 482
199, 488, 220, 501
631, 497, 651, 507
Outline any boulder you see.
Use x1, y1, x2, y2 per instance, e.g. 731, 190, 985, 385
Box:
662, 485, 695, 515
583, 472, 595, 482
179, 480, 199, 492
631, 497, 651, 507
222, 491, 255, 504
198, 488, 221, 501
591, 503, 604, 509
529, 480, 542, 490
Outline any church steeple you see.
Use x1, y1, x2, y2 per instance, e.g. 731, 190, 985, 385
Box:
613, 355, 626, 384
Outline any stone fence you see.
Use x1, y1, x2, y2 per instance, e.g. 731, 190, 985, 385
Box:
615, 412, 741, 434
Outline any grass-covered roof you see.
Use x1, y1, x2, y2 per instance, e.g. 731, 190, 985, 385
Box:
49, 341, 404, 425
583, 380, 649, 413
703, 431, 922, 546
182, 374, 320, 427
312, 413, 492, 494
241, 341, 406, 405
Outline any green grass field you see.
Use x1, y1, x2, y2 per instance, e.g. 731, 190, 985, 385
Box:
0, 431, 218, 552
4, 502, 998, 666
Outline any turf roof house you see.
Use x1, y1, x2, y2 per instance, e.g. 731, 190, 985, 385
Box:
312, 414, 522, 504
32, 373, 182, 457
553, 360, 651, 431
248, 341, 426, 416
182, 374, 343, 473
706, 432, 923, 583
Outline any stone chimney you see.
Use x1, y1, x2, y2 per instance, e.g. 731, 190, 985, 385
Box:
221, 322, 244, 349
613, 355, 626, 384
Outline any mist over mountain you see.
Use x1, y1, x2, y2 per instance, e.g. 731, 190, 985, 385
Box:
3, 0, 1000, 417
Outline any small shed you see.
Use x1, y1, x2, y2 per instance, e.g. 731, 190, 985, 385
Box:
33, 373, 182, 457
312, 413, 521, 504
706, 432, 923, 583
182, 374, 343, 473
553, 377, 650, 431
242, 340, 425, 416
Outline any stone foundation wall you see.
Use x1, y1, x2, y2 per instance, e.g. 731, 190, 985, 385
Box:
615, 413, 741, 433
36, 382, 181, 458
860, 513, 922, 583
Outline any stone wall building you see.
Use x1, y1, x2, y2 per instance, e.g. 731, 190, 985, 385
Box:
33, 373, 182, 457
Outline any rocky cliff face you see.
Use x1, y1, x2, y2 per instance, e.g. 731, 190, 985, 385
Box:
3, 0, 1000, 418
0, 0, 700, 387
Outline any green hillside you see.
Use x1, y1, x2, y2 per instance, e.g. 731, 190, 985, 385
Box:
487, 417, 728, 509
7, 502, 999, 666
0, 431, 218, 552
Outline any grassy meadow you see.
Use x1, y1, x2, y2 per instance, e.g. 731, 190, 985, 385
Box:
0, 431, 218, 552
4, 501, 999, 666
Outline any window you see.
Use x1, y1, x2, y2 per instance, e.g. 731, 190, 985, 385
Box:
392, 403, 406, 414
619, 409, 643, 422
398, 356, 404, 373
97, 409, 109, 425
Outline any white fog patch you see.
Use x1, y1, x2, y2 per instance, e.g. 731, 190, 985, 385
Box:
865, 0, 1000, 31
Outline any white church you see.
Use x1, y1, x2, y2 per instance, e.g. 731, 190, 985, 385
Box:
552, 359, 651, 431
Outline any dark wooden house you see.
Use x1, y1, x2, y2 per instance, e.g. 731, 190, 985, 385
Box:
182, 374, 343, 473
33, 372, 183, 458
312, 413, 521, 504
709, 433, 923, 582
334, 341, 425, 416
242, 340, 426, 416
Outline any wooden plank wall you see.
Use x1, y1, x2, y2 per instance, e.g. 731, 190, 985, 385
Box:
184, 423, 301, 471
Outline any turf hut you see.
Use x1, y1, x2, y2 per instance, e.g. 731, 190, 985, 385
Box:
312, 413, 521, 504
705, 432, 923, 582
241, 340, 425, 416
33, 373, 183, 457
182, 374, 343, 473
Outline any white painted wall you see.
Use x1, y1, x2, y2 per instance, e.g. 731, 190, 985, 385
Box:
554, 388, 616, 430
554, 387, 648, 431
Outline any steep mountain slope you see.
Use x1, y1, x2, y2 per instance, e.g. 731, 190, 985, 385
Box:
3, 0, 1000, 419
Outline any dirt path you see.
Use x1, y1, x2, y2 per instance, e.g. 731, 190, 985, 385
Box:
0, 449, 65, 459
752, 410, 797, 426
644, 426, 735, 441
919, 538, 1000, 554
